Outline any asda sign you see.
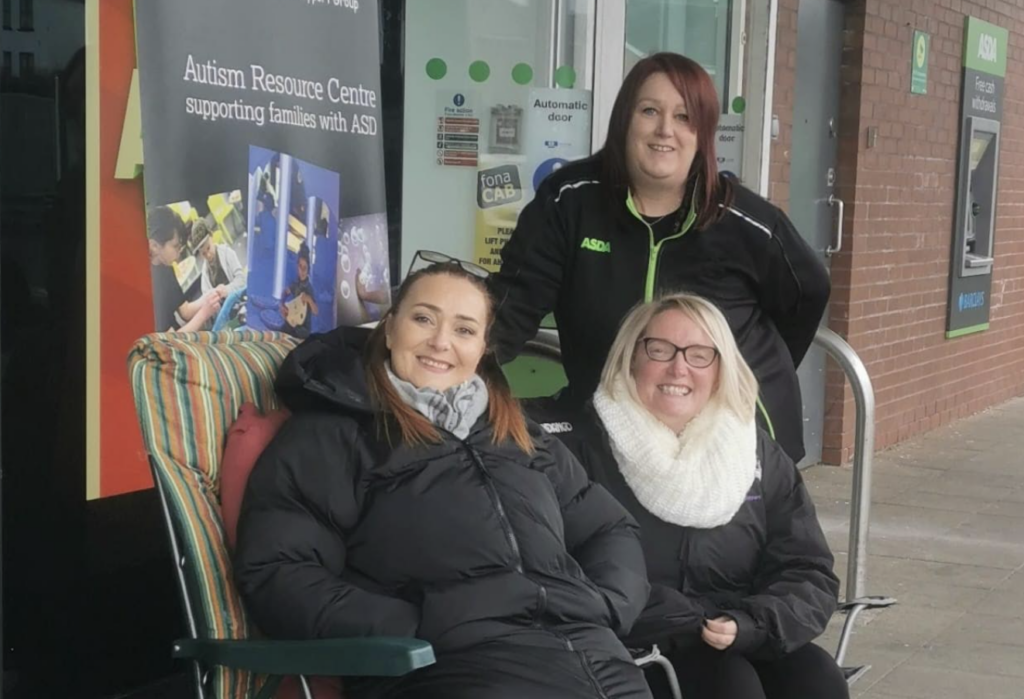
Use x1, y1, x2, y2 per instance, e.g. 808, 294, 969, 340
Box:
964, 16, 1007, 77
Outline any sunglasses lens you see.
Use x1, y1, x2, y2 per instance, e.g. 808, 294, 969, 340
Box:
410, 250, 489, 279
463, 262, 490, 278
419, 250, 451, 263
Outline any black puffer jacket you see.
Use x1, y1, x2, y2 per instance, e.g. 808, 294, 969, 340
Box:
490, 156, 831, 462
234, 328, 650, 659
533, 401, 839, 661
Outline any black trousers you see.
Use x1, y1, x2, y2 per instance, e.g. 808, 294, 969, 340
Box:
350, 641, 653, 699
645, 642, 849, 699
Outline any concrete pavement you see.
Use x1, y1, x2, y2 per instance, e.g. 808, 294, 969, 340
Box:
806, 396, 1024, 698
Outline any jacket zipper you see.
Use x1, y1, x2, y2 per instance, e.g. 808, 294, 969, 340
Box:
626, 190, 698, 302
533, 585, 549, 625
678, 530, 690, 593
464, 445, 524, 574
463, 441, 576, 655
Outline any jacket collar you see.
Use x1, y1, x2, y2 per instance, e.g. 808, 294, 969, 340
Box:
275, 325, 375, 416
624, 176, 700, 235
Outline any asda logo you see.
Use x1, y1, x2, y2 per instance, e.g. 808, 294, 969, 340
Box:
580, 237, 611, 253
978, 33, 998, 63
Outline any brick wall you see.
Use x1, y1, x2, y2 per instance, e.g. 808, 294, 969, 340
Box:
777, 0, 1024, 463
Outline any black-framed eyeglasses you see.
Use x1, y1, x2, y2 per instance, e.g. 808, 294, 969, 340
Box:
638, 338, 719, 368
407, 249, 490, 280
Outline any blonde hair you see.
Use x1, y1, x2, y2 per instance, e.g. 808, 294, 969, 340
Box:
599, 293, 759, 422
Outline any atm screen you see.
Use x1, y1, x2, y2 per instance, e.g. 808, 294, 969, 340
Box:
969, 132, 995, 170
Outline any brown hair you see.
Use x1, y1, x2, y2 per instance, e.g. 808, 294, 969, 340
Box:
599, 52, 733, 230
364, 262, 534, 454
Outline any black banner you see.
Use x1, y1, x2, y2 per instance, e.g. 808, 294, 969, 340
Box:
136, 0, 391, 334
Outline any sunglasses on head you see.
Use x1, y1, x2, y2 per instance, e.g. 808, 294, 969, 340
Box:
406, 250, 490, 280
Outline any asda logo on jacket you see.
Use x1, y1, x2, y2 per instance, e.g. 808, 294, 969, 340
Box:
580, 237, 611, 253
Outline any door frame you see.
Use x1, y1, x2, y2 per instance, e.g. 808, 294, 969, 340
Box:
789, 0, 847, 466
591, 0, 625, 152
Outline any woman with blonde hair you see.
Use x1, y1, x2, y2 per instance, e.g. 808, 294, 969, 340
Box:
235, 258, 653, 698
539, 292, 846, 699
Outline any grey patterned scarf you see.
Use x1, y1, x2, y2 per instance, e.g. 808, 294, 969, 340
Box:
386, 363, 489, 440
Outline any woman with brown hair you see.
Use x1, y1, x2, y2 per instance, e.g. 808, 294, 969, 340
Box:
491, 52, 830, 464
234, 259, 653, 698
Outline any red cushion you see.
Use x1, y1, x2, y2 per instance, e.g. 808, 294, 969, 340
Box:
278, 676, 344, 699
220, 404, 345, 698
220, 402, 290, 550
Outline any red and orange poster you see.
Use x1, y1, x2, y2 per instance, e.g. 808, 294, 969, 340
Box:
85, 0, 151, 498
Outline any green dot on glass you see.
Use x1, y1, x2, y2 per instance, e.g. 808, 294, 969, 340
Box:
512, 63, 534, 85
554, 65, 576, 89
731, 96, 747, 114
426, 58, 447, 80
469, 60, 491, 83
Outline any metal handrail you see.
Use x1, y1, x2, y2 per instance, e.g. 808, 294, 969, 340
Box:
812, 326, 874, 602
811, 327, 895, 669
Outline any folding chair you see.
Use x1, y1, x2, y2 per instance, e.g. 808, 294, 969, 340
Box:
129, 330, 434, 699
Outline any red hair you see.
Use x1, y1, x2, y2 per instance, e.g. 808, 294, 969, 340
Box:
599, 52, 732, 230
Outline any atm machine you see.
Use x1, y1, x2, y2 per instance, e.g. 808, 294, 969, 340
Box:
946, 17, 1007, 338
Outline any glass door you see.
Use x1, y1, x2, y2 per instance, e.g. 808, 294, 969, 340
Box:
618, 0, 773, 192
379, 0, 774, 284
395, 0, 597, 279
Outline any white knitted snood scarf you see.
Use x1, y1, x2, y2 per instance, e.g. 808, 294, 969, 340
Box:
593, 377, 758, 529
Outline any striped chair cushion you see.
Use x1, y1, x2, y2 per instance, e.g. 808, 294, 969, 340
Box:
129, 329, 299, 699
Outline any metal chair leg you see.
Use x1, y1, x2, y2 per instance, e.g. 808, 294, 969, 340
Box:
650, 655, 682, 699
190, 660, 205, 699
835, 596, 897, 667
634, 644, 682, 699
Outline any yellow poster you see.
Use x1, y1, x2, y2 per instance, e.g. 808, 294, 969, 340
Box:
473, 211, 517, 272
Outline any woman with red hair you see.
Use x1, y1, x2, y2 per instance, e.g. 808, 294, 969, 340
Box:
491, 52, 829, 465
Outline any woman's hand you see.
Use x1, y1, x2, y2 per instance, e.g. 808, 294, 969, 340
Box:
302, 292, 319, 315
198, 292, 222, 321
701, 616, 738, 650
